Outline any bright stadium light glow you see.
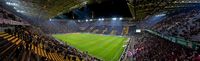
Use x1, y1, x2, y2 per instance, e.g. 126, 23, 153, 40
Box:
119, 17, 123, 20
49, 19, 52, 21
98, 18, 101, 21
156, 13, 166, 17
13, 7, 17, 9
101, 18, 104, 21
6, 2, 12, 5
6, 2, 19, 6
136, 29, 141, 33
90, 19, 93, 21
78, 20, 80, 22
86, 19, 88, 22
16, 10, 25, 13
98, 18, 104, 21
112, 18, 117, 20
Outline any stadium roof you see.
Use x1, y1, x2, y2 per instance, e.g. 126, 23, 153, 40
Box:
56, 0, 132, 20
0, 0, 91, 20
128, 0, 200, 21
56, 0, 200, 20
1, 0, 200, 21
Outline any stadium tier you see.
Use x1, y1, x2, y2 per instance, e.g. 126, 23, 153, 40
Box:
0, 26, 100, 61
1, 0, 200, 61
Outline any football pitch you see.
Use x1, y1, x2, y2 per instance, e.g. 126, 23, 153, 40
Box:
53, 33, 128, 61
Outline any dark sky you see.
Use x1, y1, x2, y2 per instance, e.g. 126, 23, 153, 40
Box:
88, 0, 131, 17
61, 0, 132, 19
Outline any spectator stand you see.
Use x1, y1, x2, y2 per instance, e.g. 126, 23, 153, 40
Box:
145, 29, 200, 51
0, 18, 30, 26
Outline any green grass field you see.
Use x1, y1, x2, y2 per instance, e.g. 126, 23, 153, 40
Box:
52, 33, 128, 61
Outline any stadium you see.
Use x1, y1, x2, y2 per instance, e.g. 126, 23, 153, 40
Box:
0, 0, 200, 61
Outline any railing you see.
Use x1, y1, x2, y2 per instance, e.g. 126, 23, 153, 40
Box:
0, 18, 30, 25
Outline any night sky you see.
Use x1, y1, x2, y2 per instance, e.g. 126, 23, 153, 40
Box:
61, 0, 132, 19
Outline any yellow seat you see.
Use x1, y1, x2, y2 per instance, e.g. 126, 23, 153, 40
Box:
11, 38, 18, 43
37, 46, 42, 56
0, 33, 8, 37
7, 36, 15, 41
0, 32, 5, 34
38, 45, 45, 57
69, 56, 73, 61
54, 53, 62, 61
51, 53, 59, 61
57, 53, 64, 61
43, 50, 48, 59
45, 51, 51, 60
34, 46, 38, 54
31, 44, 34, 50
76, 56, 81, 61
49, 53, 56, 61
16, 39, 21, 45
3, 35, 12, 39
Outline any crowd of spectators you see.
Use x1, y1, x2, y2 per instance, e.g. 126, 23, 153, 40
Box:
38, 20, 133, 36
0, 6, 135, 61
0, 7, 101, 59
4, 3, 200, 61
0, 7, 30, 26
130, 33, 200, 61
0, 7, 22, 22
0, 18, 29, 26
1, 25, 100, 61
25, 25, 99, 60
37, 20, 80, 34
153, 9, 200, 42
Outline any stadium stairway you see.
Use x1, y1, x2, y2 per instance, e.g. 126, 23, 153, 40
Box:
121, 26, 129, 36
88, 26, 95, 32
102, 27, 108, 34
110, 30, 117, 35
92, 29, 99, 33
0, 32, 23, 60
